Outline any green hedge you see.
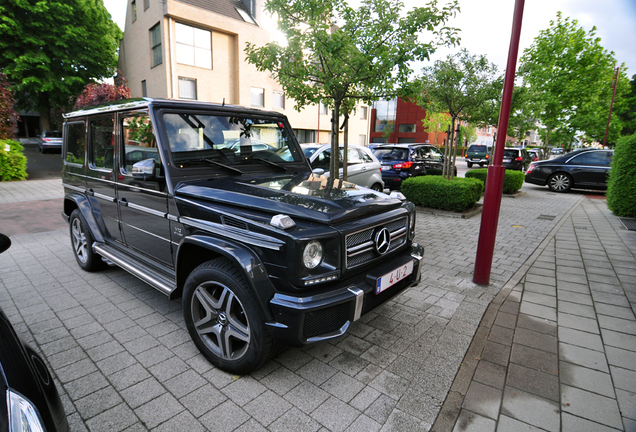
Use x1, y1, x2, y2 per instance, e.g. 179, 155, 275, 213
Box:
0, 139, 27, 181
401, 175, 484, 212
607, 133, 636, 217
465, 168, 524, 194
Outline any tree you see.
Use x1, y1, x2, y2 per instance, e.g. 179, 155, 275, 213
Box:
518, 12, 629, 151
0, 74, 18, 140
421, 111, 450, 147
0, 0, 122, 131
73, 81, 132, 110
615, 74, 636, 137
245, 0, 459, 176
418, 49, 501, 179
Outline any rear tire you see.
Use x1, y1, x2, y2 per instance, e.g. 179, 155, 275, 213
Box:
370, 183, 383, 192
183, 258, 275, 374
69, 209, 104, 272
547, 173, 572, 193
467, 162, 473, 168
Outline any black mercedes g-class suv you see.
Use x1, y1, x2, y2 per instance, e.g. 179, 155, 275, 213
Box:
61, 98, 423, 374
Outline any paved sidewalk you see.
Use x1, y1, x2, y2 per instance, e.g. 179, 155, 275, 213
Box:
0, 178, 634, 431
435, 198, 636, 432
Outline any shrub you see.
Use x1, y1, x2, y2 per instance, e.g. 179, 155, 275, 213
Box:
0, 139, 28, 181
401, 175, 484, 212
465, 168, 524, 194
607, 133, 636, 217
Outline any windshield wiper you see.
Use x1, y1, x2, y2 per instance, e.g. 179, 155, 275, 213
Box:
246, 157, 290, 172
177, 158, 243, 175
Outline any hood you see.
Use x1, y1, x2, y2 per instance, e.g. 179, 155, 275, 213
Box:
174, 173, 403, 225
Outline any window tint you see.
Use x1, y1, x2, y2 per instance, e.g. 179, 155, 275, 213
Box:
373, 148, 408, 161
503, 149, 519, 158
90, 116, 114, 169
44, 131, 62, 138
121, 112, 158, 172
570, 151, 611, 166
65, 122, 85, 165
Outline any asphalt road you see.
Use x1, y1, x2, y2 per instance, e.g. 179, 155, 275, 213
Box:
24, 143, 63, 180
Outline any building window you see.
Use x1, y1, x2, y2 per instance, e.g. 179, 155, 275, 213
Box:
359, 134, 367, 146
132, 0, 137, 22
141, 80, 147, 97
319, 103, 329, 115
176, 23, 211, 69
144, 0, 149, 10
179, 77, 197, 100
360, 106, 367, 120
294, 129, 316, 144
150, 23, 162, 67
251, 87, 264, 107
398, 124, 416, 133
273, 91, 285, 109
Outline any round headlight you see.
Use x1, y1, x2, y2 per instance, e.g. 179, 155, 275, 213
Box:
303, 241, 323, 269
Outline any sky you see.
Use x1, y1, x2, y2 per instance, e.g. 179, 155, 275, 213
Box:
103, 0, 636, 75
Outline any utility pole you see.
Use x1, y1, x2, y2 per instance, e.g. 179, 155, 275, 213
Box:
602, 66, 620, 148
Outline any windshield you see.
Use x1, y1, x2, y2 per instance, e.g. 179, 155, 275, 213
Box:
162, 112, 303, 168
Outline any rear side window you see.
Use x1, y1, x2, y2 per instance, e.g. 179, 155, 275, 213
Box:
503, 149, 519, 158
90, 115, 115, 170
65, 122, 86, 165
373, 148, 408, 160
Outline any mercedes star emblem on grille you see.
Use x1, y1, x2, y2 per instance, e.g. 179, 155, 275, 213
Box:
374, 227, 391, 255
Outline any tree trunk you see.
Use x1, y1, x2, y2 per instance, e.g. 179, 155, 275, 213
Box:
330, 101, 341, 180
38, 93, 51, 132
443, 118, 456, 180
343, 113, 349, 181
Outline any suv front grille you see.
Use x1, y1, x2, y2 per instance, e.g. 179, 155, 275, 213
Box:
345, 217, 408, 269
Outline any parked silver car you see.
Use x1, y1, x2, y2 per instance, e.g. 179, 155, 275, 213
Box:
38, 130, 63, 153
302, 144, 385, 191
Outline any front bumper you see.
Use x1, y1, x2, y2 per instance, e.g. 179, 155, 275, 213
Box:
266, 243, 424, 346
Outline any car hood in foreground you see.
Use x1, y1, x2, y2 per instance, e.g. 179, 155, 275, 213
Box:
174, 173, 403, 225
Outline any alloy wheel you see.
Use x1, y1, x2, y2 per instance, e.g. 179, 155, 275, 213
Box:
190, 282, 251, 361
71, 217, 88, 264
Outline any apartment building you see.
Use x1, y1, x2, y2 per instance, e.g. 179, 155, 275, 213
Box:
117, 0, 370, 145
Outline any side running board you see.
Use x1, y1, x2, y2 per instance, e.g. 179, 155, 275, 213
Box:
93, 243, 177, 297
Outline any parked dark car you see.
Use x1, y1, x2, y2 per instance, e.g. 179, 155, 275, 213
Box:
372, 143, 454, 189
502, 148, 533, 171
525, 149, 613, 192
38, 130, 63, 153
0, 234, 69, 432
61, 99, 423, 374
465, 144, 492, 167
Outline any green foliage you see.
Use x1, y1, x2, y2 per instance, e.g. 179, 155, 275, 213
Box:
0, 139, 27, 181
245, 0, 459, 174
421, 111, 451, 147
616, 74, 636, 137
519, 12, 629, 149
607, 133, 636, 217
401, 176, 484, 212
0, 74, 17, 140
465, 168, 525, 194
0, 0, 122, 129
417, 49, 501, 179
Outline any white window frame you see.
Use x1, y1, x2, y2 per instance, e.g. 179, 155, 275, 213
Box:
251, 87, 264, 107
178, 77, 197, 100
273, 91, 285, 110
176, 23, 212, 69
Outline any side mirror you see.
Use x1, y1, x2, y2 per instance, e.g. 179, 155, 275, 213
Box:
0, 234, 11, 254
312, 168, 325, 175
132, 158, 156, 179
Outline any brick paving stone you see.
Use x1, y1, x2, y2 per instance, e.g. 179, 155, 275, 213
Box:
462, 381, 502, 420
500, 387, 560, 432
560, 343, 610, 373
561, 385, 623, 430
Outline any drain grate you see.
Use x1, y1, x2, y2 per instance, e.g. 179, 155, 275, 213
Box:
537, 215, 556, 221
620, 218, 636, 231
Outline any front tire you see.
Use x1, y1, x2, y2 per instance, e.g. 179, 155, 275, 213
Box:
69, 209, 104, 271
547, 173, 572, 193
183, 258, 275, 374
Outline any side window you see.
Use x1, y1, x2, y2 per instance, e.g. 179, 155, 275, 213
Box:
121, 112, 159, 172
346, 148, 363, 164
90, 115, 115, 170
65, 122, 86, 165
313, 150, 331, 170
359, 149, 373, 163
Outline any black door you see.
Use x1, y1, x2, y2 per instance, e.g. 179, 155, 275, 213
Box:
117, 111, 173, 267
